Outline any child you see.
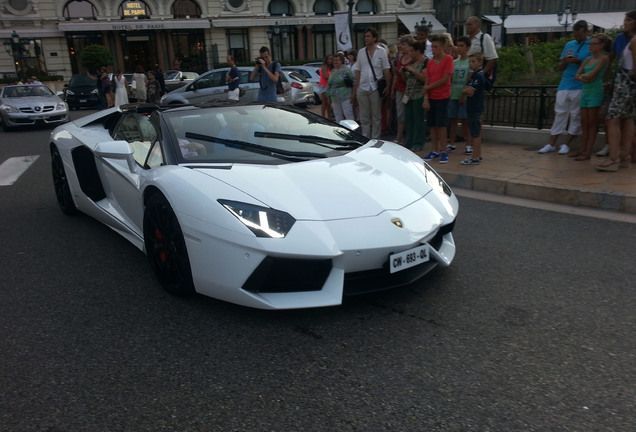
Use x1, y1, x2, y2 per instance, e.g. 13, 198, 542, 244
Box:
422, 35, 454, 164
460, 52, 486, 165
447, 36, 471, 154
572, 33, 611, 161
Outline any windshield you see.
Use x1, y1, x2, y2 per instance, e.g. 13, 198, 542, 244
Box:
2, 85, 54, 98
165, 105, 366, 164
69, 75, 95, 87
165, 71, 180, 80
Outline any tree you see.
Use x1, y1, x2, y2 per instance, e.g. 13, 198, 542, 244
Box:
80, 44, 113, 73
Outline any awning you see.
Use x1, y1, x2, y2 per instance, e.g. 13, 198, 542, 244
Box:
398, 14, 446, 34
577, 12, 625, 30
212, 14, 396, 28
484, 14, 563, 34
58, 19, 210, 31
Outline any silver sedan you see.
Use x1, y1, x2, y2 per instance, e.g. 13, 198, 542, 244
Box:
0, 84, 69, 131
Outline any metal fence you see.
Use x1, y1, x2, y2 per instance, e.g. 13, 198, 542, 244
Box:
483, 85, 559, 130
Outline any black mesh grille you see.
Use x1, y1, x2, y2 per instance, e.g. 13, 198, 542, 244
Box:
243, 257, 332, 293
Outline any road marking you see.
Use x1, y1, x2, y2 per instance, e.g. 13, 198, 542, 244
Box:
0, 155, 40, 186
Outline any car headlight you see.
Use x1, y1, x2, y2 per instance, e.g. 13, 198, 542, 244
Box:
90, 88, 99, 95
219, 200, 295, 238
418, 161, 452, 197
0, 104, 19, 113
66, 89, 75, 96
56, 101, 67, 111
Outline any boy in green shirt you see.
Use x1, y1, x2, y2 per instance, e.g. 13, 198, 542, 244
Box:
447, 36, 471, 155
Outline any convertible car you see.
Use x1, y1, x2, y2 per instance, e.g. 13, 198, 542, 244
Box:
50, 102, 458, 309
1, 84, 69, 131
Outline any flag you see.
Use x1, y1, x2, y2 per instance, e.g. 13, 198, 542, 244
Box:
335, 11, 352, 51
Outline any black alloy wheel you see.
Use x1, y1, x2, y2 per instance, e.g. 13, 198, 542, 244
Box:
51, 146, 78, 215
143, 194, 195, 296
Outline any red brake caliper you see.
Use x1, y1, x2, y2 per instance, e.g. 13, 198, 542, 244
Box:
155, 228, 167, 263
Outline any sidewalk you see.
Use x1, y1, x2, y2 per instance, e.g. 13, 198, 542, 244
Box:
414, 142, 636, 215
306, 107, 635, 214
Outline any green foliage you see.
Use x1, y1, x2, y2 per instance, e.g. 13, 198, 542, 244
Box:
79, 44, 113, 73
494, 45, 527, 85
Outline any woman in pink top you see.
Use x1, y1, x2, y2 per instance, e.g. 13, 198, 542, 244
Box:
318, 54, 334, 118
422, 35, 454, 164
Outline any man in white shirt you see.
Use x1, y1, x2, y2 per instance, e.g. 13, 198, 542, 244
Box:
352, 27, 392, 139
415, 25, 434, 59
465, 16, 498, 77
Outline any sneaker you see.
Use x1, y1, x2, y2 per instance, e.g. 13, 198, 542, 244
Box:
446, 144, 456, 152
439, 152, 449, 164
596, 144, 609, 156
538, 144, 556, 154
422, 151, 440, 160
465, 146, 473, 154
558, 144, 570, 155
460, 157, 481, 165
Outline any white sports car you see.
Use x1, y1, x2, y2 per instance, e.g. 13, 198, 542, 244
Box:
50, 102, 458, 309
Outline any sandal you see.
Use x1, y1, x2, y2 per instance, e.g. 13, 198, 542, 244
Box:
567, 152, 581, 158
596, 158, 620, 172
620, 154, 632, 168
574, 154, 590, 161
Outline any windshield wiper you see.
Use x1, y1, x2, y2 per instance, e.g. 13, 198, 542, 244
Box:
253, 131, 362, 150
184, 132, 327, 159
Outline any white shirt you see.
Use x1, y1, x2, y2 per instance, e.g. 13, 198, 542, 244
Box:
352, 44, 391, 91
468, 31, 499, 61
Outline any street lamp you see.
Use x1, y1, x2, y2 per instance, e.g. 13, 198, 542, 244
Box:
416, 17, 434, 34
347, 0, 355, 43
493, 0, 516, 46
3, 30, 31, 77
557, 5, 577, 32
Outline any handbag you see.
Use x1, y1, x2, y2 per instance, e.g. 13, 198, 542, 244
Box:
366, 48, 387, 98
343, 73, 354, 88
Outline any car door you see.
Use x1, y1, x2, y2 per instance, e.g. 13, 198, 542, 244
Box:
94, 112, 161, 235
184, 70, 226, 104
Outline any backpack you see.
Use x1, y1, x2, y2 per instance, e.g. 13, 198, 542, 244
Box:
480, 33, 497, 91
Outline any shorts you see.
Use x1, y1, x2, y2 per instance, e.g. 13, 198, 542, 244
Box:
447, 99, 467, 119
580, 92, 603, 108
314, 84, 327, 95
426, 98, 450, 128
606, 67, 636, 119
228, 88, 239, 101
468, 112, 482, 138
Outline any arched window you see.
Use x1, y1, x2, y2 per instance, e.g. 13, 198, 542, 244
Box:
313, 0, 334, 15
63, 0, 98, 20
268, 0, 294, 16
356, 0, 377, 14
119, 1, 151, 19
171, 0, 202, 19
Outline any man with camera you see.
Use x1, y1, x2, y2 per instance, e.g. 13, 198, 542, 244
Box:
250, 46, 281, 103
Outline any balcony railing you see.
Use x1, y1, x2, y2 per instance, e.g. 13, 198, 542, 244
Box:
484, 85, 558, 130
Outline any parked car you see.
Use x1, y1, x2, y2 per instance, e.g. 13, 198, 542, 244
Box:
49, 101, 458, 309
282, 70, 315, 107
1, 84, 69, 131
281, 65, 322, 104
164, 70, 200, 92
63, 74, 101, 110
161, 66, 291, 105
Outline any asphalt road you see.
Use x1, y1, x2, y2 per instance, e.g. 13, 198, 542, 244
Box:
1, 113, 634, 431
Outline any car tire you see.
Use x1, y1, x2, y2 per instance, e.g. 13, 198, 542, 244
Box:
304, 97, 316, 108
143, 193, 195, 296
50, 146, 79, 215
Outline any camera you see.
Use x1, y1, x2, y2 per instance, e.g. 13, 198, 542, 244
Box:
255, 57, 264, 65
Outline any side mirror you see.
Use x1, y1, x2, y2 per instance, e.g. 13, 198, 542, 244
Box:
95, 140, 138, 173
339, 119, 360, 131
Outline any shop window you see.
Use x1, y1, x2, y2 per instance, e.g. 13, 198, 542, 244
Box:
227, 29, 249, 63
313, 0, 334, 15
171, 0, 202, 19
119, 1, 151, 19
356, 0, 377, 14
63, 0, 98, 20
268, 0, 294, 16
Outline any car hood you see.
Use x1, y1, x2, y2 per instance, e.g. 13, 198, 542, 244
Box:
192, 143, 441, 220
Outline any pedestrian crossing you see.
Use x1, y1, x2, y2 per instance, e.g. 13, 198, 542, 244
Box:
0, 155, 39, 186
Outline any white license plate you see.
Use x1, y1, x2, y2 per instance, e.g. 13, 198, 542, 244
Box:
29, 115, 45, 120
389, 245, 430, 273
80, 99, 87, 103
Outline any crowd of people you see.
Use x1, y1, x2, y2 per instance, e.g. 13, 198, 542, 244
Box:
89, 64, 166, 109
313, 17, 493, 166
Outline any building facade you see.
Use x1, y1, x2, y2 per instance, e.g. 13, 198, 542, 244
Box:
1, 0, 445, 80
